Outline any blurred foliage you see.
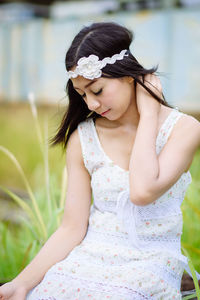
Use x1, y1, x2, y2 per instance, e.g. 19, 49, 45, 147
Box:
0, 103, 65, 190
0, 102, 67, 282
182, 147, 200, 273
0, 174, 66, 282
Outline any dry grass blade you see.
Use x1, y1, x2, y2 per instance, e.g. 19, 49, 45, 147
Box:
0, 145, 47, 240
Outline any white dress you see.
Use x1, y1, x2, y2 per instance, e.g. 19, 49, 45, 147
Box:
26, 108, 196, 300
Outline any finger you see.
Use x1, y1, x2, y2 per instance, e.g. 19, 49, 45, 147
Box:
144, 77, 162, 96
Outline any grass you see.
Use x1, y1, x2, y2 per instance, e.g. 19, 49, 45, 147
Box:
0, 173, 66, 282
0, 102, 67, 282
0, 102, 65, 191
181, 147, 200, 273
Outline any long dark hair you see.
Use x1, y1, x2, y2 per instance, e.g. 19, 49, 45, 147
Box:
51, 22, 174, 148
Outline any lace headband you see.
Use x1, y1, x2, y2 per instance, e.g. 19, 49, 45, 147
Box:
67, 49, 129, 80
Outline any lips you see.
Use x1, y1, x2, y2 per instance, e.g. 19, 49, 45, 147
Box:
100, 109, 110, 116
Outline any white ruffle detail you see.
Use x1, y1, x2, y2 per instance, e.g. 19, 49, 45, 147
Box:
115, 190, 150, 249
115, 190, 200, 282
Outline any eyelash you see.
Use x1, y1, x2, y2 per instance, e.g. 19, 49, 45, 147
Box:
81, 89, 102, 98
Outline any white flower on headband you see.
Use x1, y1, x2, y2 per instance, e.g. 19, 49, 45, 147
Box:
72, 55, 102, 80
67, 49, 128, 80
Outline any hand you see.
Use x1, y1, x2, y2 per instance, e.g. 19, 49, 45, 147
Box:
0, 282, 27, 300
136, 73, 162, 117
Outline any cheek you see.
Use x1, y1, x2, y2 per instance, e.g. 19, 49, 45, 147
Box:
101, 87, 116, 105
103, 81, 132, 107
104, 83, 122, 101
118, 83, 134, 103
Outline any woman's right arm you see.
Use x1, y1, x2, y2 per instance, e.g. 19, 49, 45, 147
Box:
0, 128, 92, 298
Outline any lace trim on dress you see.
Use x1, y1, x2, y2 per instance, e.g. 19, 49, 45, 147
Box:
116, 192, 183, 247
156, 108, 183, 154
32, 298, 56, 300
44, 272, 154, 300
67, 245, 182, 290
85, 226, 186, 261
85, 227, 130, 245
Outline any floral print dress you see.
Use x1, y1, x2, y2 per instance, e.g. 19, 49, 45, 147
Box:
26, 108, 195, 300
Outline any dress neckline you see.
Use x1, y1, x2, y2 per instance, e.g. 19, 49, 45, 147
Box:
91, 108, 178, 174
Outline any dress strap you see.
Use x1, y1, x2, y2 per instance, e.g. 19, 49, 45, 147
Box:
77, 118, 103, 175
156, 108, 184, 155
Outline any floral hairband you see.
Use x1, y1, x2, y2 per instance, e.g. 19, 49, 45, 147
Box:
67, 49, 129, 80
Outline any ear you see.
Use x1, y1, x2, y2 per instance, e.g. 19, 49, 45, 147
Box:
126, 76, 134, 84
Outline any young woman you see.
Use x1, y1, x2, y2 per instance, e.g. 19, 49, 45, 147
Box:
0, 21, 200, 300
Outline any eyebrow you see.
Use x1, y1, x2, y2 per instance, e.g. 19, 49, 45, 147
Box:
74, 79, 97, 90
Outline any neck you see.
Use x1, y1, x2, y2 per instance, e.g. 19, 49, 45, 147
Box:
107, 97, 139, 130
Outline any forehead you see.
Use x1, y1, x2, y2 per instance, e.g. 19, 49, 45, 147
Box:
71, 76, 104, 90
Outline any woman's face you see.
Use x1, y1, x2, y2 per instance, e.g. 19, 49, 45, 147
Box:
71, 75, 135, 120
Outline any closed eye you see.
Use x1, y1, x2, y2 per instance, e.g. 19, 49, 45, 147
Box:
81, 89, 102, 98
94, 89, 102, 96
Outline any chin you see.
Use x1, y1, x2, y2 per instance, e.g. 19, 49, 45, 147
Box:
107, 115, 120, 122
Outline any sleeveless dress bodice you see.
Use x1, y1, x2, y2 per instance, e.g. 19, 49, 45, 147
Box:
26, 108, 198, 300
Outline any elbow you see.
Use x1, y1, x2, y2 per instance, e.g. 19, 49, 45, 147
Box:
60, 223, 88, 241
130, 190, 154, 206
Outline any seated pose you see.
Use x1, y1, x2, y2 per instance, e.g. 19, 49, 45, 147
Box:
1, 22, 200, 300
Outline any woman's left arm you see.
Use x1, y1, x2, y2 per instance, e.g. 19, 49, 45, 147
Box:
129, 75, 200, 206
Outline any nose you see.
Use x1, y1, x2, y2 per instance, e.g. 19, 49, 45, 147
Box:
87, 95, 100, 111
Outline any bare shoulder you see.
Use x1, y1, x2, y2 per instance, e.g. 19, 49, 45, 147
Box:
179, 113, 200, 129
67, 128, 80, 148
66, 128, 83, 163
171, 113, 200, 147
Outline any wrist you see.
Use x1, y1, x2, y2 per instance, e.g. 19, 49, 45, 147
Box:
139, 110, 159, 120
11, 278, 29, 293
